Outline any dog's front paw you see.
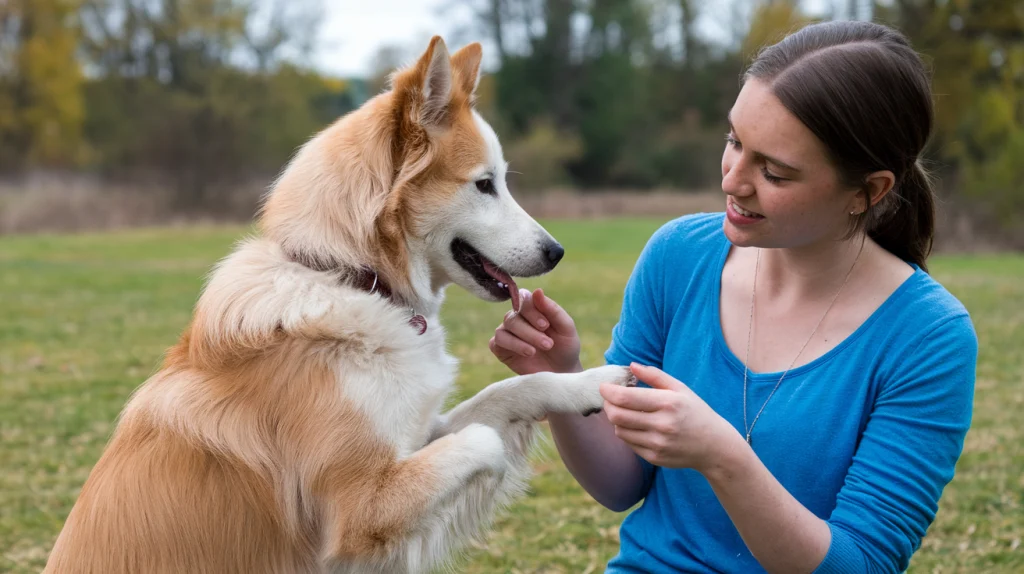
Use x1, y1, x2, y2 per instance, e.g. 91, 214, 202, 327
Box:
580, 365, 638, 388
573, 365, 638, 416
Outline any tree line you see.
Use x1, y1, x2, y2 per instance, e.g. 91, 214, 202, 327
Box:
0, 0, 357, 208
0, 1, 1021, 234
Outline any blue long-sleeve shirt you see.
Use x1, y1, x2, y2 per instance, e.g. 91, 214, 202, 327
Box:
604, 213, 976, 573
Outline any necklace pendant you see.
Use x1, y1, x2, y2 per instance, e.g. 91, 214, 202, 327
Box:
746, 434, 752, 446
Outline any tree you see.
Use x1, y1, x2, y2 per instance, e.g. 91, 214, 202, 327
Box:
75, 0, 330, 209
0, 0, 83, 169
741, 1, 816, 61
878, 0, 1024, 228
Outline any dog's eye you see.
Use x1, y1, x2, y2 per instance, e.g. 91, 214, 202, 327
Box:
475, 178, 496, 195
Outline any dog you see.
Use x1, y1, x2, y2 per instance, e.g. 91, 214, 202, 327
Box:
44, 37, 636, 573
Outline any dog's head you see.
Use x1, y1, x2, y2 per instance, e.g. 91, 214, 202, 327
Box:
260, 37, 561, 311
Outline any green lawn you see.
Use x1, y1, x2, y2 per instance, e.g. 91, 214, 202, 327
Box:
1, 220, 1021, 573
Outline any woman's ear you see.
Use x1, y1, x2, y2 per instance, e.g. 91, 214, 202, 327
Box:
851, 170, 896, 214
865, 170, 896, 207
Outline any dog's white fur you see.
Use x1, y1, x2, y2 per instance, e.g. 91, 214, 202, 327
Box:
44, 37, 632, 574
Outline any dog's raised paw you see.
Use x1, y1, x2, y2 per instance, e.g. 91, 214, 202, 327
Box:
579, 364, 635, 388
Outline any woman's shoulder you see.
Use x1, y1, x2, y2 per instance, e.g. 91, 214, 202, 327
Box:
875, 268, 977, 359
642, 212, 727, 262
900, 270, 973, 331
631, 213, 728, 308
650, 212, 726, 244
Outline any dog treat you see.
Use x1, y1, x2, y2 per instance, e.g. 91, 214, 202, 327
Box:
482, 259, 521, 314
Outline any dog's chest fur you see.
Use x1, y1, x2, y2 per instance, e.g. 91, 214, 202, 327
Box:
336, 320, 458, 455
167, 239, 462, 457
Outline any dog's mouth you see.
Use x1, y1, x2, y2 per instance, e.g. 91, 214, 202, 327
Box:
451, 238, 521, 312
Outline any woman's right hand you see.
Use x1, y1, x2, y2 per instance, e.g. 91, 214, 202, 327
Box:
489, 288, 582, 375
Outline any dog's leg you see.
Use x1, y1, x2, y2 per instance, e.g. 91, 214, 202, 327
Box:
323, 422, 506, 573
328, 367, 635, 572
431, 364, 637, 439
425, 364, 635, 509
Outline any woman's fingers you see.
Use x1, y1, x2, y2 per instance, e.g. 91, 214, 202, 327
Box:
492, 327, 537, 357
532, 289, 576, 336
514, 289, 551, 331
603, 401, 652, 431
488, 336, 517, 361
502, 308, 553, 351
599, 383, 667, 413
612, 425, 658, 452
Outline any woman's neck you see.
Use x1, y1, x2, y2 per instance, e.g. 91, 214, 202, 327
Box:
755, 234, 870, 303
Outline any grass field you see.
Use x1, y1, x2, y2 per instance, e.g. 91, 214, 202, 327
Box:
1, 219, 1022, 573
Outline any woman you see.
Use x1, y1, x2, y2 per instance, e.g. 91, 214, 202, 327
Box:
489, 21, 976, 573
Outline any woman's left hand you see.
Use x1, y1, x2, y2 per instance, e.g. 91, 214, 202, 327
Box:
600, 363, 745, 473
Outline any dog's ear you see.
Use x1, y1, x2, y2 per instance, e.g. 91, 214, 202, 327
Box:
415, 36, 452, 129
450, 42, 483, 99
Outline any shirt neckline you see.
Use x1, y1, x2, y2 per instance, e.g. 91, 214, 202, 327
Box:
707, 218, 923, 379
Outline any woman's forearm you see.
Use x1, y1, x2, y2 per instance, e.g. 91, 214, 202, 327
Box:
548, 409, 648, 512
545, 362, 648, 511
703, 437, 831, 573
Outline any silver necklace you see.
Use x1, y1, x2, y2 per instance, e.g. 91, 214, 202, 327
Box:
742, 240, 864, 446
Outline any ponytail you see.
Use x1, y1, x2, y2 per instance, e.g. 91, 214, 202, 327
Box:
866, 161, 936, 272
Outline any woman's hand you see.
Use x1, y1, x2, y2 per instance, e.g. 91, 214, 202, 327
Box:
600, 363, 746, 473
489, 288, 582, 375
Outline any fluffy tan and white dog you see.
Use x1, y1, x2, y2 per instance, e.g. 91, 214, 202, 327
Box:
44, 37, 635, 574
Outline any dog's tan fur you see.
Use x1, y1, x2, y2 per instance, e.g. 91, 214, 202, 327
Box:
45, 37, 632, 574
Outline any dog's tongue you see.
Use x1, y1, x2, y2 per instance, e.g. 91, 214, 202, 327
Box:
482, 260, 520, 313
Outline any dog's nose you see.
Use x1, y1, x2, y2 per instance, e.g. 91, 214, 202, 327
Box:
544, 242, 565, 266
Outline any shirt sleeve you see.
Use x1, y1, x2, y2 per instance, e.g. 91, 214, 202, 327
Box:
813, 315, 978, 573
604, 223, 670, 371
604, 223, 673, 495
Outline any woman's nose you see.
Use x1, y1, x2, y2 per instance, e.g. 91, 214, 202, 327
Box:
721, 157, 754, 197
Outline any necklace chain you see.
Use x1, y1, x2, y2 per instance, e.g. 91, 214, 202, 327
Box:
742, 239, 865, 446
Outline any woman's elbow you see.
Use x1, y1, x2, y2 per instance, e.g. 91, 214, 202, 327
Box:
596, 494, 639, 513
588, 476, 647, 512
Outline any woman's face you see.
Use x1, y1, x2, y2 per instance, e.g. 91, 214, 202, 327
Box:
721, 78, 861, 249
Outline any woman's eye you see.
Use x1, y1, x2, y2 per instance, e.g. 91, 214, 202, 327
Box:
724, 133, 741, 149
475, 178, 496, 195
761, 167, 785, 184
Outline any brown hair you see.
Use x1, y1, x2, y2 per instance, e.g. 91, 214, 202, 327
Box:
745, 21, 935, 270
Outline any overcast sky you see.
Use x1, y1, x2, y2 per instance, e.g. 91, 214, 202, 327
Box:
311, 0, 843, 78
312, 0, 457, 77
